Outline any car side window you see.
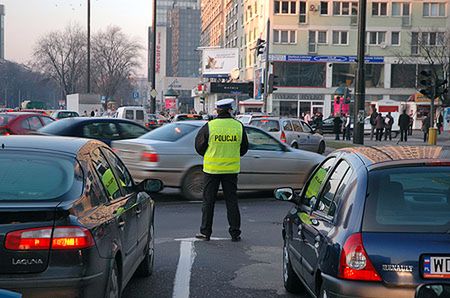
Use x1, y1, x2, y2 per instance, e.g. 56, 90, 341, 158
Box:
302, 157, 336, 207
83, 122, 121, 140
102, 148, 134, 195
282, 120, 293, 131
246, 127, 285, 151
316, 160, 352, 218
91, 148, 122, 201
21, 119, 31, 130
118, 122, 148, 139
136, 110, 144, 120
28, 116, 43, 130
125, 110, 134, 120
40, 116, 54, 126
301, 121, 314, 133
291, 120, 303, 132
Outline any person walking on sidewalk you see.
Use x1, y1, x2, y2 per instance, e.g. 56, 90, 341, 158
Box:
342, 113, 351, 141
437, 112, 444, 135
370, 107, 378, 141
333, 114, 343, 141
375, 113, 385, 141
194, 99, 249, 242
399, 110, 410, 142
422, 113, 430, 143
384, 112, 394, 141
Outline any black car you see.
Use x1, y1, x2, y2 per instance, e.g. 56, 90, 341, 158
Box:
0, 136, 162, 298
275, 146, 450, 298
38, 117, 149, 146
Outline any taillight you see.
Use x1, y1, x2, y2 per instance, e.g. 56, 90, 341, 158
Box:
0, 128, 10, 136
141, 151, 159, 162
280, 131, 287, 143
5, 226, 95, 251
338, 233, 381, 282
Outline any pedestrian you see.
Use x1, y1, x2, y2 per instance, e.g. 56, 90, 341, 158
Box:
437, 112, 444, 135
408, 113, 414, 135
90, 110, 95, 117
342, 113, 351, 140
422, 113, 430, 143
333, 114, 343, 141
82, 110, 88, 117
398, 110, 410, 142
194, 99, 249, 242
94, 109, 100, 117
369, 107, 378, 141
304, 112, 312, 124
375, 113, 384, 141
384, 112, 394, 141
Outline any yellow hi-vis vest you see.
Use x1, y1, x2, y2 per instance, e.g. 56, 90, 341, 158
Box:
203, 118, 243, 174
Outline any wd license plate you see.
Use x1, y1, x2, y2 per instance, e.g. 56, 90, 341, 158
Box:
423, 256, 450, 278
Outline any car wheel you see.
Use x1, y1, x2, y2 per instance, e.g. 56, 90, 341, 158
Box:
283, 240, 306, 294
181, 167, 204, 201
135, 223, 155, 277
106, 260, 120, 298
318, 141, 326, 154
291, 143, 298, 149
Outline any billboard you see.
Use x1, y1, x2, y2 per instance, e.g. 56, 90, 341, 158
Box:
202, 48, 239, 78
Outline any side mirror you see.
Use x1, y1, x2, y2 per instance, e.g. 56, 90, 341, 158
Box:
416, 284, 450, 298
138, 179, 164, 193
274, 187, 296, 203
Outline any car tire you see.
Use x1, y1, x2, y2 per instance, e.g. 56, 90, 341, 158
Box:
106, 260, 121, 298
181, 167, 204, 201
318, 141, 326, 154
291, 143, 298, 149
283, 240, 306, 294
135, 223, 155, 277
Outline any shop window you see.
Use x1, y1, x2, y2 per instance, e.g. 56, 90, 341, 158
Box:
273, 62, 326, 87
391, 64, 416, 88
332, 63, 384, 88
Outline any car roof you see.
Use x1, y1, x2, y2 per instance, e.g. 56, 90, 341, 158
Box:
0, 135, 96, 156
54, 117, 144, 125
0, 112, 46, 116
338, 146, 450, 168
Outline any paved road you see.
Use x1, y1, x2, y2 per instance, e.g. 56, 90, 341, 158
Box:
122, 192, 307, 298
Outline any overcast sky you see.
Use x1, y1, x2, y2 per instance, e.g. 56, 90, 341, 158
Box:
1, 0, 152, 75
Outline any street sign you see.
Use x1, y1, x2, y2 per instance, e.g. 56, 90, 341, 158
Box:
150, 89, 158, 98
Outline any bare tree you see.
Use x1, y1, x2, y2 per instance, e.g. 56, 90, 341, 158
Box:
32, 24, 87, 97
91, 26, 143, 106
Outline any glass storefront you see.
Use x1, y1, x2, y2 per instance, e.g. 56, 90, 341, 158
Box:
273, 62, 326, 87
332, 63, 384, 88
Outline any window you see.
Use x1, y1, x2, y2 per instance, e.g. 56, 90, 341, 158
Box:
309, 30, 327, 44
40, 116, 54, 126
291, 120, 304, 132
391, 32, 400, 45
316, 161, 352, 218
333, 1, 358, 15
273, 30, 297, 44
368, 31, 386, 45
392, 2, 410, 16
301, 121, 314, 133
250, 119, 280, 132
273, 62, 326, 87
411, 32, 419, 55
372, 2, 388, 16
299, 1, 307, 23
136, 110, 144, 120
82, 122, 120, 140
420, 32, 446, 46
102, 148, 134, 194
274, 1, 297, 14
245, 127, 284, 151
91, 148, 122, 200
391, 64, 416, 88
320, 1, 329, 15
118, 122, 148, 139
302, 157, 336, 207
423, 2, 446, 17
282, 120, 293, 131
25, 116, 44, 131
332, 31, 348, 45
125, 110, 134, 120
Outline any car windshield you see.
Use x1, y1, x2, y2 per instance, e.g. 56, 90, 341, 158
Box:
363, 166, 450, 233
57, 111, 79, 118
39, 118, 74, 134
0, 152, 82, 201
176, 115, 203, 121
0, 114, 14, 125
140, 123, 198, 142
249, 119, 280, 132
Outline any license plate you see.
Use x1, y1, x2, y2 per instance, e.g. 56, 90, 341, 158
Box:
423, 256, 450, 278
119, 150, 136, 160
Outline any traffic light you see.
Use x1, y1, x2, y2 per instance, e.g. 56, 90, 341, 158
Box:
435, 79, 448, 98
256, 38, 266, 57
268, 74, 279, 94
419, 70, 434, 99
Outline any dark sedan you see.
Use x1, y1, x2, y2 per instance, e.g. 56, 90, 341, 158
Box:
0, 136, 162, 298
38, 117, 149, 146
275, 146, 450, 298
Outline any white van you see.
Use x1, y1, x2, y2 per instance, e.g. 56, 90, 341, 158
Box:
114, 106, 148, 125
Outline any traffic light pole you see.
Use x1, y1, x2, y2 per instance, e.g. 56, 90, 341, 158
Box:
263, 19, 270, 113
353, 0, 367, 145
150, 0, 157, 113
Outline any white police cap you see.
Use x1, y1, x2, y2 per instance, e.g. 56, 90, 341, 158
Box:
215, 99, 234, 109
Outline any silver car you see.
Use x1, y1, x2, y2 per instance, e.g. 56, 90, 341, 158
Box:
249, 117, 326, 154
112, 121, 324, 200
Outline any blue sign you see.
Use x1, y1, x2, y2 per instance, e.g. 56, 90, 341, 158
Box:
132, 92, 140, 99
270, 54, 384, 64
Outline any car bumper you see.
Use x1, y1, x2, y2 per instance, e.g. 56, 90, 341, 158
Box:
129, 167, 183, 187
322, 273, 416, 298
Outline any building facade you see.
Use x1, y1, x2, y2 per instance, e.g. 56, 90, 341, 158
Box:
0, 5, 4, 60
201, 0, 226, 47
156, 0, 199, 25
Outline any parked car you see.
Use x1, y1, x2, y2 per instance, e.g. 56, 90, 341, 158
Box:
0, 112, 54, 135
114, 106, 147, 126
171, 114, 203, 122
38, 117, 149, 146
0, 135, 163, 297
249, 117, 326, 153
275, 145, 450, 298
112, 121, 324, 200
51, 110, 80, 120
146, 114, 169, 129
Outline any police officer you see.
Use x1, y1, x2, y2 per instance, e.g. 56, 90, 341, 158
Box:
194, 99, 249, 242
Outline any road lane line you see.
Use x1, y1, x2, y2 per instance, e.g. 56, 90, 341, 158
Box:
173, 241, 196, 298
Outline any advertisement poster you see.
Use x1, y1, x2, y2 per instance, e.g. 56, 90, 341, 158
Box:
444, 108, 450, 131
202, 48, 239, 78
165, 98, 177, 110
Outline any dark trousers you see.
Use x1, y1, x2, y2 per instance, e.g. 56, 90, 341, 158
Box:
342, 126, 351, 140
376, 129, 383, 141
384, 128, 392, 140
335, 132, 340, 140
201, 173, 241, 238
408, 125, 413, 135
424, 131, 428, 143
400, 129, 408, 142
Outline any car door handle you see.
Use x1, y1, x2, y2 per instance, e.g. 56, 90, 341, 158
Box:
253, 155, 261, 159
118, 218, 126, 228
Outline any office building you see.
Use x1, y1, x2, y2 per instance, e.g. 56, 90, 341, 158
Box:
0, 5, 5, 60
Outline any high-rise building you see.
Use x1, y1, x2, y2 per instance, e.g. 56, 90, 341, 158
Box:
200, 0, 225, 47
0, 5, 5, 60
157, 0, 199, 25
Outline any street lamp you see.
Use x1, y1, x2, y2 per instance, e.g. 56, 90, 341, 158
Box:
87, 0, 91, 94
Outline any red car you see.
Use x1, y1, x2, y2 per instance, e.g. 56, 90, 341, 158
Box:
0, 112, 55, 135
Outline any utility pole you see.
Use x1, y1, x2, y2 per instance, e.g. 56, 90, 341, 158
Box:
353, 0, 367, 145
87, 0, 91, 94
263, 19, 270, 113
150, 0, 157, 113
